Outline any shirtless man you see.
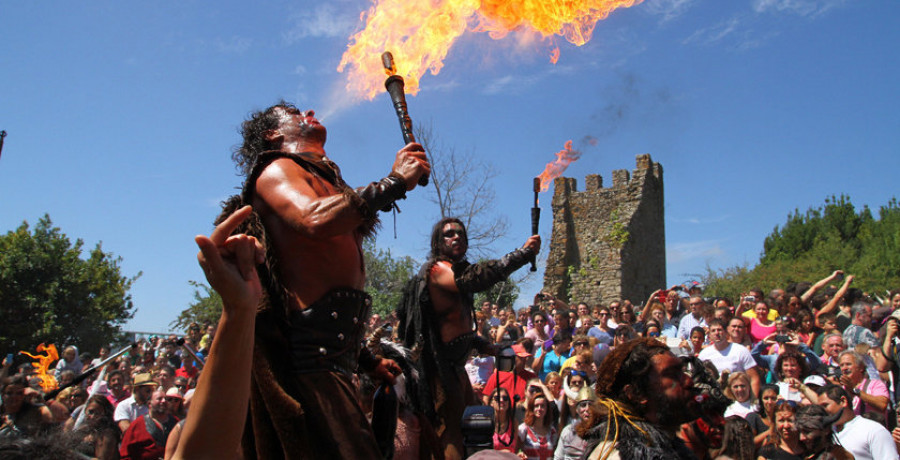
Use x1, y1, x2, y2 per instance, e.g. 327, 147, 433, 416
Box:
220, 101, 430, 459
397, 218, 539, 459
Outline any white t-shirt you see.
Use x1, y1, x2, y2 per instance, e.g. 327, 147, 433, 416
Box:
697, 343, 756, 374
723, 400, 759, 419
113, 395, 148, 422
835, 415, 899, 460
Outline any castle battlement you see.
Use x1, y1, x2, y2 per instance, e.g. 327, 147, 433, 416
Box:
543, 154, 665, 306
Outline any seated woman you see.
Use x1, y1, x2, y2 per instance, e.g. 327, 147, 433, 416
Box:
745, 384, 778, 448
72, 395, 119, 460
747, 301, 776, 344
772, 351, 812, 402
517, 391, 557, 460
555, 369, 588, 431
0, 374, 54, 439
488, 387, 519, 454
723, 372, 759, 419
711, 416, 756, 460
758, 399, 802, 460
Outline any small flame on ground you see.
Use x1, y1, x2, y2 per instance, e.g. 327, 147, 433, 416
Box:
20, 343, 59, 391
338, 0, 644, 101
537, 140, 582, 192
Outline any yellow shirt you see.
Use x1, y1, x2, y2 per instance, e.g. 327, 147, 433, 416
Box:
741, 309, 779, 321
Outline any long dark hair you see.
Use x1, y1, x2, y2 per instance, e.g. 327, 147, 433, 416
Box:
428, 217, 467, 261
712, 416, 755, 460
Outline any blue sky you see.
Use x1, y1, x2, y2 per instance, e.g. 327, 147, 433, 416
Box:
1, 0, 898, 333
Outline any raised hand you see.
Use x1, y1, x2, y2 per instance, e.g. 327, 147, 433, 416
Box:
195, 205, 265, 312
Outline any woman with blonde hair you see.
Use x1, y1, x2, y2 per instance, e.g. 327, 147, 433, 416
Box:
723, 372, 759, 419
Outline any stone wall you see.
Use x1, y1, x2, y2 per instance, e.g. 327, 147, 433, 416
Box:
543, 154, 665, 306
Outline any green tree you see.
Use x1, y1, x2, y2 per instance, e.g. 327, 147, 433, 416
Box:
704, 195, 900, 300
364, 239, 419, 317
172, 240, 418, 323
169, 281, 223, 332
0, 215, 139, 354
475, 274, 521, 310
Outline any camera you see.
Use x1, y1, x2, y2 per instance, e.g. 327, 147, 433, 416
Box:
774, 335, 791, 343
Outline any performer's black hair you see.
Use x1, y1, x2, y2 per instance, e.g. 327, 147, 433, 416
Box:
428, 217, 467, 261
233, 100, 298, 176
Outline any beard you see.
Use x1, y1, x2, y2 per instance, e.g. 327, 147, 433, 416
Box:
647, 389, 699, 429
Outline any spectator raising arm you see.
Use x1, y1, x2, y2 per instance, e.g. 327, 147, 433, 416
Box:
173, 205, 264, 460
815, 274, 854, 326
801, 270, 843, 305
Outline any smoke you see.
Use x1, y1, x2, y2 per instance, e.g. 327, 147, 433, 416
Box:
587, 72, 675, 139
315, 79, 364, 123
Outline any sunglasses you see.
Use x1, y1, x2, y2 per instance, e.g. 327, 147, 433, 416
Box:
648, 331, 661, 337
492, 395, 511, 402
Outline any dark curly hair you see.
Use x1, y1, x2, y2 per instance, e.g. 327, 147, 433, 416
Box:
594, 337, 669, 404
775, 350, 809, 381
232, 100, 298, 176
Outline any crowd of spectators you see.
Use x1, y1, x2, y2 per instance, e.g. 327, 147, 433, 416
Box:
0, 324, 213, 459
3, 270, 900, 459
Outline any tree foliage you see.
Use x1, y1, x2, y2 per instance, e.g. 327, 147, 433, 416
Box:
703, 195, 900, 300
169, 281, 223, 332
0, 215, 139, 354
364, 239, 419, 317
475, 273, 522, 309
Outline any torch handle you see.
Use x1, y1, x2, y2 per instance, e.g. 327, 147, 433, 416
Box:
384, 76, 417, 145
44, 343, 136, 401
383, 52, 428, 187
530, 207, 540, 271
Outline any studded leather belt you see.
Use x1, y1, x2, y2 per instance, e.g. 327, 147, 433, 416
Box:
288, 288, 372, 377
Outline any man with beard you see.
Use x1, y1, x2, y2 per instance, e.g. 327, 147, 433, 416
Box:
577, 337, 702, 460
216, 102, 430, 458
397, 217, 539, 459
817, 384, 898, 460
794, 404, 852, 460
119, 388, 178, 460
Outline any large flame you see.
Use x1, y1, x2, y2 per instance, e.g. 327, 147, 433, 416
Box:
536, 140, 581, 192
339, 0, 643, 100
20, 343, 59, 391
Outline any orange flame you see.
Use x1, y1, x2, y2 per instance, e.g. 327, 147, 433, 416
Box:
536, 140, 581, 192
20, 343, 59, 391
338, 0, 644, 100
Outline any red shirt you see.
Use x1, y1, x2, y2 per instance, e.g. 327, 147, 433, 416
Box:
482, 369, 536, 404
176, 366, 199, 380
119, 416, 167, 460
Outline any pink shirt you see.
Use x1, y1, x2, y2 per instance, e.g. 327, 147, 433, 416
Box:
748, 318, 776, 343
853, 378, 889, 420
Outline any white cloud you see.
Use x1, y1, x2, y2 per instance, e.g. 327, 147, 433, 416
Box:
672, 214, 731, 225
752, 0, 847, 17
283, 5, 358, 43
644, 0, 699, 23
682, 16, 741, 46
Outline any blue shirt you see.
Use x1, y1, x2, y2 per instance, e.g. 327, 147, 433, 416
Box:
535, 347, 569, 381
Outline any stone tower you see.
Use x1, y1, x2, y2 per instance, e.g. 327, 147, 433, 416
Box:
543, 154, 665, 306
